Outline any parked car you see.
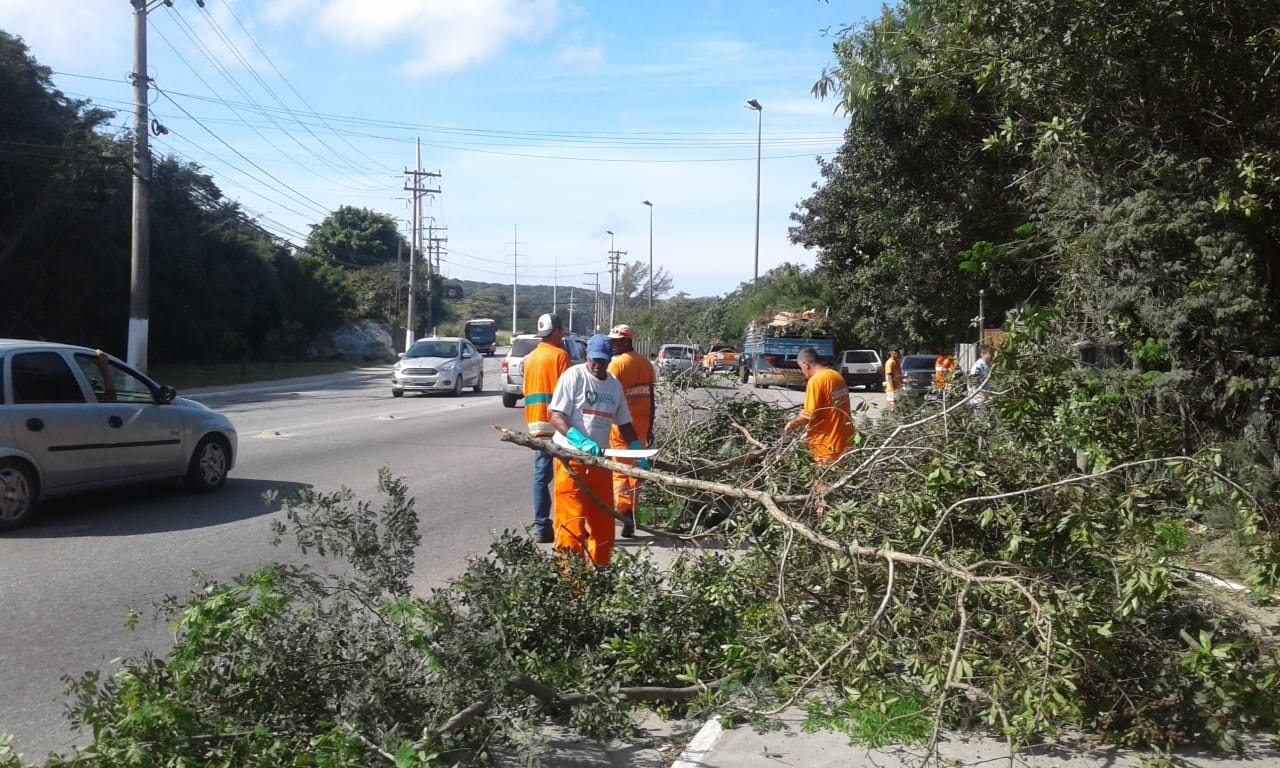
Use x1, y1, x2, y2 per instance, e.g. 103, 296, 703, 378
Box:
499, 333, 588, 408
0, 339, 238, 531
898, 354, 942, 400
391, 336, 484, 397
838, 349, 883, 390
701, 345, 740, 372
655, 343, 702, 374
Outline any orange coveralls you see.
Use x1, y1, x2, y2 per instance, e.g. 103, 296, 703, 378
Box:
608, 350, 656, 516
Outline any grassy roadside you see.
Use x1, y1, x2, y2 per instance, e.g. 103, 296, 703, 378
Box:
149, 360, 372, 391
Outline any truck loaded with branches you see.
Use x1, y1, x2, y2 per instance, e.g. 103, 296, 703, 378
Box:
740, 307, 838, 389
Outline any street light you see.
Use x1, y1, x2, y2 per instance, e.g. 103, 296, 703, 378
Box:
642, 200, 653, 309
745, 98, 763, 284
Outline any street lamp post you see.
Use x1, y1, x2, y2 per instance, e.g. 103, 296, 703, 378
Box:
745, 98, 763, 284
642, 200, 653, 309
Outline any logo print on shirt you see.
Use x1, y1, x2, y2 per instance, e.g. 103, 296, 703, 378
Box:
585, 391, 599, 406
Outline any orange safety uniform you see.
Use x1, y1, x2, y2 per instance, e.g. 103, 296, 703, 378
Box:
608, 350, 656, 515
801, 366, 854, 465
934, 355, 957, 390
884, 354, 901, 408
550, 365, 633, 565
523, 341, 571, 436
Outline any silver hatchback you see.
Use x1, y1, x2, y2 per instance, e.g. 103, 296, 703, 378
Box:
0, 339, 238, 531
391, 336, 484, 397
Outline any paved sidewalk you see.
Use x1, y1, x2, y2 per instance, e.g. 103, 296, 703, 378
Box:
666, 707, 1280, 768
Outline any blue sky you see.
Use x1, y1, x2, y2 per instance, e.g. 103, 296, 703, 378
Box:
0, 0, 879, 298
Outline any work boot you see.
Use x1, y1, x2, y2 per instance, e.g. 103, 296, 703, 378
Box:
535, 529, 554, 544
620, 513, 635, 539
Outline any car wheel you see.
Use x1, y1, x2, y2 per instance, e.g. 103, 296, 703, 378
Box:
186, 435, 231, 493
502, 393, 518, 408
0, 459, 38, 532
392, 389, 404, 397
473, 371, 484, 393
452, 376, 463, 397
739, 364, 749, 385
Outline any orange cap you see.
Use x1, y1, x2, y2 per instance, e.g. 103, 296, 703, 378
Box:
608, 324, 633, 340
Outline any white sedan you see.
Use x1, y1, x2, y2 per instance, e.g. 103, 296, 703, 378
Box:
391, 336, 485, 397
0, 339, 238, 531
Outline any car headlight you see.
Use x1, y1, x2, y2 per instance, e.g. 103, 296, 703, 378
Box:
439, 360, 456, 371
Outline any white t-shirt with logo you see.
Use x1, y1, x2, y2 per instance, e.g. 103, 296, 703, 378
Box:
550, 364, 633, 451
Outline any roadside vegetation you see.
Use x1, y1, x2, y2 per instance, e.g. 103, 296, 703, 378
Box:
3, 0, 1280, 765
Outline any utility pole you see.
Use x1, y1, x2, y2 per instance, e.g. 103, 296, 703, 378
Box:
567, 288, 575, 334
606, 240, 626, 329
403, 139, 441, 347
128, 1, 152, 371
584, 272, 600, 333
508, 225, 524, 336
126, 0, 195, 372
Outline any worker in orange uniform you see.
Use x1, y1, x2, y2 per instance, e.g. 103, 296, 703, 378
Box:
523, 313, 571, 543
784, 347, 854, 465
934, 348, 957, 391
550, 334, 647, 566
884, 349, 903, 409
606, 324, 656, 539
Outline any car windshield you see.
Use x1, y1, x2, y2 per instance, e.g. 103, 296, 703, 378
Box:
664, 346, 694, 358
511, 338, 540, 357
844, 351, 878, 364
902, 355, 937, 370
409, 341, 457, 358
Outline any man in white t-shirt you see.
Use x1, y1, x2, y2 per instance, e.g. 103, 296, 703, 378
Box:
549, 333, 645, 565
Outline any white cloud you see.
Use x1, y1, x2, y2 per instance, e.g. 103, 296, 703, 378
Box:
0, 0, 120, 72
557, 44, 604, 70
277, 0, 563, 77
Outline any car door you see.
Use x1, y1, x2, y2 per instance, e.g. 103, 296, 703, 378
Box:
5, 349, 105, 490
460, 341, 480, 386
72, 352, 186, 480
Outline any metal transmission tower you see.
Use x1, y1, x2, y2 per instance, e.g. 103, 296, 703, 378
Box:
508, 225, 524, 335
605, 231, 626, 329
427, 220, 448, 335
403, 138, 441, 347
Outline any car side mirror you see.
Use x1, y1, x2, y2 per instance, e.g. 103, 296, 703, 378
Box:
158, 385, 178, 404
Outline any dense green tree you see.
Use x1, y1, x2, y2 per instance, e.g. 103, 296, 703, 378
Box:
305, 206, 405, 268
793, 0, 1280, 444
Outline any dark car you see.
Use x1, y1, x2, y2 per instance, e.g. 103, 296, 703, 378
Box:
897, 354, 940, 399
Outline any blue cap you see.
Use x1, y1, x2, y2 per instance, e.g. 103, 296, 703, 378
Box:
587, 334, 613, 361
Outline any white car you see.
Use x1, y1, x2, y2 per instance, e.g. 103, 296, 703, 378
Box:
838, 349, 883, 390
391, 336, 484, 397
499, 333, 587, 408
0, 339, 238, 531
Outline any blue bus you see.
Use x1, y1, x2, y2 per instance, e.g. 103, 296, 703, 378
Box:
464, 318, 498, 356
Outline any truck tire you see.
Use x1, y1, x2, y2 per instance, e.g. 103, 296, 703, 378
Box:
740, 363, 750, 385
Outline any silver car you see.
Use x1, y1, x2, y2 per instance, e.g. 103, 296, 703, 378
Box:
0, 339, 238, 531
391, 337, 484, 397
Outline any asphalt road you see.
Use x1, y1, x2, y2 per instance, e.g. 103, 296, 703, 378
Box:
0, 357, 868, 761
0, 354, 532, 760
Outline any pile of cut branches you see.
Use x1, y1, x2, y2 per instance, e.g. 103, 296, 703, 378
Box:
7, 334, 1278, 768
